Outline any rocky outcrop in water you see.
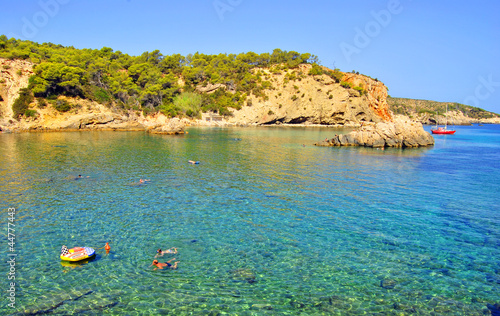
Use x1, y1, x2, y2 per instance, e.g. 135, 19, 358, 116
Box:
146, 117, 185, 134
315, 115, 434, 148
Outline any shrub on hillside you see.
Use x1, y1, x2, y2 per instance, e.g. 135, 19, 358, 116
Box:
340, 81, 353, 89
308, 63, 323, 75
353, 86, 366, 95
37, 98, 47, 108
161, 92, 202, 118
54, 100, 72, 112
92, 87, 111, 103
174, 92, 202, 118
12, 88, 33, 119
418, 109, 436, 115
24, 109, 38, 118
324, 69, 344, 83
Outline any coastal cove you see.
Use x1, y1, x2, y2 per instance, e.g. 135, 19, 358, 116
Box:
1, 125, 499, 315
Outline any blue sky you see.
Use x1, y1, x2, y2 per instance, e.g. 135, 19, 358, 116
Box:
1, 0, 499, 113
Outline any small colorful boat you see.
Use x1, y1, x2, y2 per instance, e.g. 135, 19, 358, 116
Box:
431, 127, 456, 135
431, 104, 456, 135
60, 245, 96, 262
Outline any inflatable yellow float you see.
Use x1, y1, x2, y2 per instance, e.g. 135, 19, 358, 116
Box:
60, 245, 96, 262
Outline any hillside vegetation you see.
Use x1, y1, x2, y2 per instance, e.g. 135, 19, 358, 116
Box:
0, 35, 334, 120
388, 97, 499, 123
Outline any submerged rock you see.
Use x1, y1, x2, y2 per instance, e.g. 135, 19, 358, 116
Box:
486, 273, 500, 284
380, 279, 397, 289
228, 268, 257, 284
487, 303, 500, 316
251, 304, 273, 310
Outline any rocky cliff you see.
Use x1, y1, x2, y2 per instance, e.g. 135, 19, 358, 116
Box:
0, 60, 396, 132
0, 58, 185, 134
0, 58, 34, 120
226, 64, 393, 126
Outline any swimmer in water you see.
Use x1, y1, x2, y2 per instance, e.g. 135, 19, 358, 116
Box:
73, 175, 89, 180
151, 258, 179, 270
155, 247, 177, 257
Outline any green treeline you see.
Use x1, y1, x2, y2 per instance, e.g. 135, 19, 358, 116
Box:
387, 97, 498, 119
0, 35, 319, 119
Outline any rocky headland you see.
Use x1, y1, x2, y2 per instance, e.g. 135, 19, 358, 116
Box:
224, 64, 392, 126
0, 60, 395, 134
388, 97, 500, 125
0, 58, 495, 148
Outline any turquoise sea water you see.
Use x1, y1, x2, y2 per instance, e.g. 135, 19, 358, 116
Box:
0, 125, 499, 315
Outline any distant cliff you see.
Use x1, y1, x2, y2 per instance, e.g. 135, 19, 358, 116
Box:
388, 97, 500, 125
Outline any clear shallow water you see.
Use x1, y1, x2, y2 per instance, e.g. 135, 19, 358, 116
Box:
0, 125, 499, 315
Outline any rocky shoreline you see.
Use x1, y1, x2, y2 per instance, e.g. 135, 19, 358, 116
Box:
1, 59, 497, 144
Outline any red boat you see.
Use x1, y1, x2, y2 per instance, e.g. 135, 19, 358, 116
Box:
431, 127, 456, 135
432, 104, 456, 135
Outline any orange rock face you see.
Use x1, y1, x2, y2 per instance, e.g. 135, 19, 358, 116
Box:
342, 73, 393, 122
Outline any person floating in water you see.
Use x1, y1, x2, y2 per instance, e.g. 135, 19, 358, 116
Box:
73, 175, 89, 180
129, 179, 150, 186
155, 247, 177, 257
151, 258, 179, 270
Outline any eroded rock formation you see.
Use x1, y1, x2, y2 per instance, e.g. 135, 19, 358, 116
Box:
227, 64, 393, 126
315, 115, 434, 148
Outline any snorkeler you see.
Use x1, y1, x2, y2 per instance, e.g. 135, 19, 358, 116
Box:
151, 258, 179, 270
155, 247, 177, 257
73, 175, 89, 180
